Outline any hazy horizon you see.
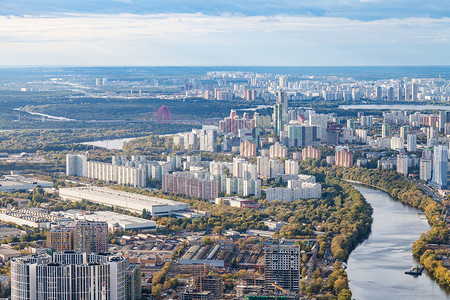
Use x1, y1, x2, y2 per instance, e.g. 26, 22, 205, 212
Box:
0, 0, 449, 66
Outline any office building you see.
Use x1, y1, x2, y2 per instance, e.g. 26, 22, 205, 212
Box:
11, 252, 138, 300
287, 125, 318, 147
433, 145, 448, 189
74, 221, 108, 253
407, 134, 417, 152
265, 244, 300, 293
66, 154, 87, 177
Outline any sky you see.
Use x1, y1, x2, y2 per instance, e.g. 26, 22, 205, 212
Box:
0, 0, 449, 66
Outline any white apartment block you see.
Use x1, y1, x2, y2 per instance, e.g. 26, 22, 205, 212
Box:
266, 183, 321, 201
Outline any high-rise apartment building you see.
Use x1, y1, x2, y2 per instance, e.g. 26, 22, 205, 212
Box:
407, 134, 417, 152
11, 252, 138, 300
387, 87, 394, 101
439, 110, 447, 133
46, 227, 73, 252
302, 146, 321, 160
162, 172, 219, 200
284, 159, 299, 175
400, 126, 409, 140
420, 158, 432, 181
66, 154, 87, 177
269, 142, 288, 159
433, 145, 448, 189
335, 149, 353, 167
360, 115, 373, 127
74, 221, 108, 253
265, 243, 300, 293
347, 119, 355, 130
382, 124, 390, 138
240, 140, 257, 157
397, 154, 409, 176
273, 104, 285, 136
199, 129, 218, 152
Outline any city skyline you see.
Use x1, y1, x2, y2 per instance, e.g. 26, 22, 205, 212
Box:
0, 0, 449, 66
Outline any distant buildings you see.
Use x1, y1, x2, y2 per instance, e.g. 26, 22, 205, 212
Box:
302, 146, 321, 160
162, 172, 219, 200
240, 140, 257, 157
47, 221, 108, 253
74, 221, 108, 253
335, 148, 353, 167
397, 154, 409, 176
407, 134, 417, 152
266, 182, 321, 201
269, 142, 288, 159
433, 145, 448, 189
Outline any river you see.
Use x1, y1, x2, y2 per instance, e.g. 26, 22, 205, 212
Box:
81, 137, 141, 150
346, 185, 449, 299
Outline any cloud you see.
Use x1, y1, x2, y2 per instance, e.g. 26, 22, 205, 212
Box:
0, 13, 448, 66
0, 0, 449, 20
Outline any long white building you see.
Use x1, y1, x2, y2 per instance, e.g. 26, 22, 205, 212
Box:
59, 186, 189, 217
266, 183, 321, 202
87, 161, 146, 188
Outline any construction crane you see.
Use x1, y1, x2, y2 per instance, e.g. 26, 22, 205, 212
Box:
272, 282, 288, 300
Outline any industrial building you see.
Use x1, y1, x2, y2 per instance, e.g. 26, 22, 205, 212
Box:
59, 186, 189, 217
0, 209, 70, 228
0, 175, 53, 192
64, 210, 157, 231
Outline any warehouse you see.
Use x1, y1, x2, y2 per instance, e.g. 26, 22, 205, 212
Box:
59, 186, 189, 216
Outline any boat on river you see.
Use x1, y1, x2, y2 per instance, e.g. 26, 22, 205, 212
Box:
405, 265, 424, 276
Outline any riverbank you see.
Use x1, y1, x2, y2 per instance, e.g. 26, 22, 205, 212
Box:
335, 168, 450, 290
346, 185, 449, 299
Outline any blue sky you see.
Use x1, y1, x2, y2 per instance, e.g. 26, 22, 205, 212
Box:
0, 0, 448, 66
